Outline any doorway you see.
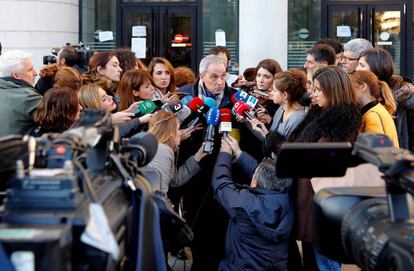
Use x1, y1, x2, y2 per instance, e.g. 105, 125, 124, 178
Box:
322, 1, 411, 76
118, 2, 199, 72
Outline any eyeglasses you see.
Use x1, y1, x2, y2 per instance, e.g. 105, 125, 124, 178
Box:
340, 56, 359, 62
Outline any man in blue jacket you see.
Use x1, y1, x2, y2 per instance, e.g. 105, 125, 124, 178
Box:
212, 136, 294, 270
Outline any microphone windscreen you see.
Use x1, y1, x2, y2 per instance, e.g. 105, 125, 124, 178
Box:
204, 97, 217, 109
176, 105, 192, 123
231, 93, 237, 104
233, 101, 251, 116
129, 132, 158, 166
188, 97, 204, 112
220, 108, 232, 122
138, 100, 156, 114
206, 108, 221, 126
181, 95, 193, 106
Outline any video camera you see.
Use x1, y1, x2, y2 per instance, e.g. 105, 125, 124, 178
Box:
42, 42, 93, 71
276, 133, 414, 271
0, 109, 193, 270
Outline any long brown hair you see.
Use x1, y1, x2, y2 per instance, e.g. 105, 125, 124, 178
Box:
148, 111, 180, 152
256, 59, 282, 76
34, 87, 79, 132
147, 57, 176, 94
359, 48, 405, 91
117, 69, 153, 111
350, 70, 396, 114
312, 65, 355, 107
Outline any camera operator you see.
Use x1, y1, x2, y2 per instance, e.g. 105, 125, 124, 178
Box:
288, 66, 361, 270
36, 45, 86, 94
212, 136, 293, 270
56, 45, 86, 73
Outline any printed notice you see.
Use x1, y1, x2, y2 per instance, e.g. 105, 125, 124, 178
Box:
131, 38, 146, 58
336, 26, 352, 37
132, 26, 146, 37
215, 30, 226, 46
98, 31, 114, 42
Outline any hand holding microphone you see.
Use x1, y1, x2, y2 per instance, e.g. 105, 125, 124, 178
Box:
219, 108, 232, 137
134, 100, 157, 118
233, 101, 255, 120
204, 108, 221, 153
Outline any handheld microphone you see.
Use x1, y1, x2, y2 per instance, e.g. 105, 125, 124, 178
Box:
161, 102, 192, 123
219, 108, 232, 137
188, 97, 210, 116
204, 97, 217, 109
181, 95, 193, 106
185, 97, 208, 128
233, 101, 255, 120
234, 90, 259, 109
134, 100, 156, 118
252, 89, 270, 99
204, 108, 221, 153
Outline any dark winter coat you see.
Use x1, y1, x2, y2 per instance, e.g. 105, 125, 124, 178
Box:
175, 80, 238, 271
289, 105, 361, 242
213, 152, 293, 271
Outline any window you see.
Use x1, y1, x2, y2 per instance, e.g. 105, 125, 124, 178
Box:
81, 0, 117, 51
288, 0, 321, 69
202, 0, 239, 74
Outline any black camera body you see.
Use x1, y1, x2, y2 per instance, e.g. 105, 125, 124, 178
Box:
0, 112, 132, 270
0, 109, 194, 271
42, 42, 93, 71
276, 133, 414, 271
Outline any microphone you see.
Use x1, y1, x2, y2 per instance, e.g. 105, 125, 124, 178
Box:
234, 90, 259, 109
188, 97, 210, 116
161, 102, 192, 123
233, 101, 255, 120
204, 97, 217, 109
204, 108, 221, 153
252, 89, 270, 99
124, 132, 158, 167
134, 100, 156, 118
175, 105, 192, 123
219, 108, 232, 137
181, 95, 193, 106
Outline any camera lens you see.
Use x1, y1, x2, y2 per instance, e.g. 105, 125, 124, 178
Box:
341, 198, 389, 269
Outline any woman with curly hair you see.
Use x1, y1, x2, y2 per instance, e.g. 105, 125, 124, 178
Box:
32, 87, 81, 136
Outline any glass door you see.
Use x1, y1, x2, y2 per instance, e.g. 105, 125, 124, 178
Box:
162, 6, 196, 69
325, 2, 407, 76
370, 5, 404, 74
328, 5, 364, 44
119, 4, 197, 71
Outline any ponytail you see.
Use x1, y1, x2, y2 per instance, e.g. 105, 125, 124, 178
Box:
378, 80, 396, 115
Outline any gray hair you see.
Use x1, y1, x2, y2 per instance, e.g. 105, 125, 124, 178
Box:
0, 50, 32, 77
253, 159, 292, 192
343, 38, 373, 58
199, 54, 226, 74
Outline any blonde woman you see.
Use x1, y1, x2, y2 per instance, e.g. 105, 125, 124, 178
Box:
78, 84, 151, 135
144, 111, 208, 194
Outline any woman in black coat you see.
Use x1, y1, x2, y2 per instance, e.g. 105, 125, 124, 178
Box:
289, 66, 361, 270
